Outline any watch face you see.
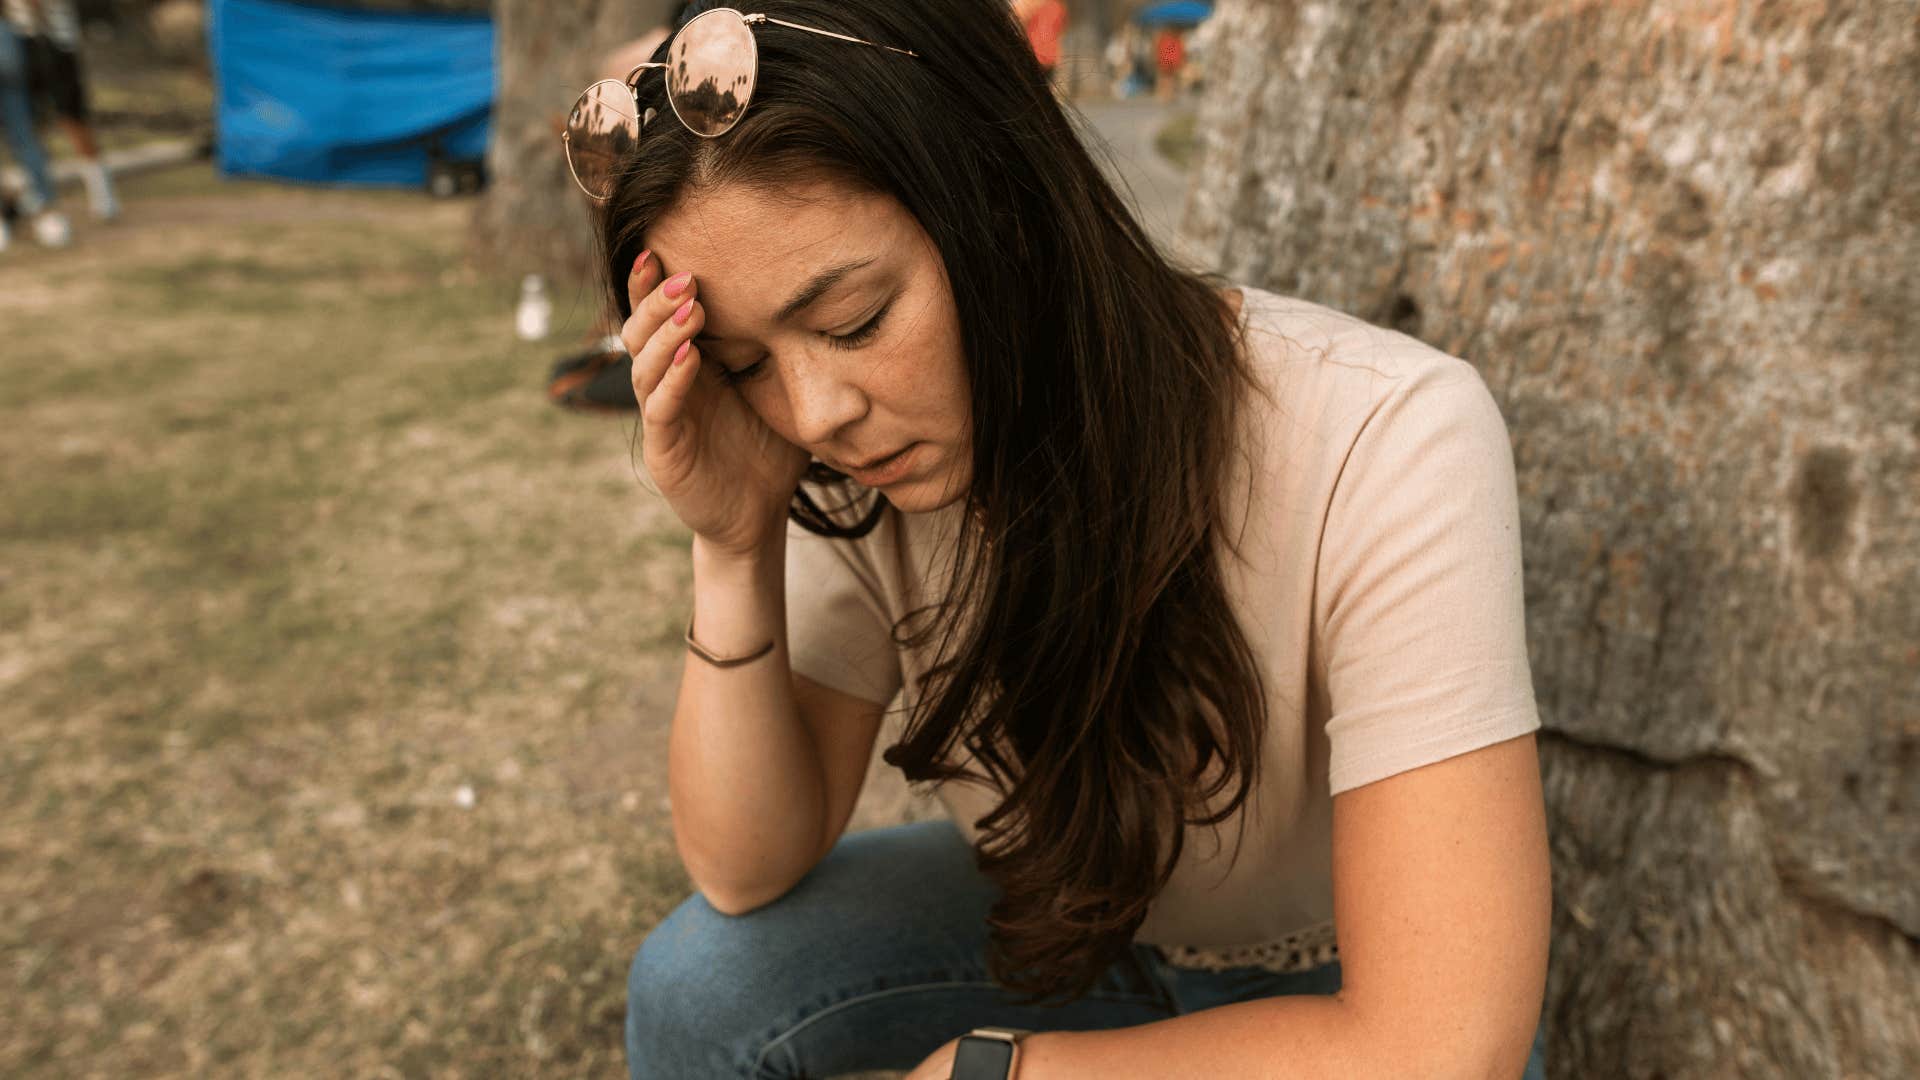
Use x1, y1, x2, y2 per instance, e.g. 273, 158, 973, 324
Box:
952, 1035, 1016, 1079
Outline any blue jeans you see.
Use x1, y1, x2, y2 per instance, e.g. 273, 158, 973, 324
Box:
0, 22, 57, 210
626, 819, 1548, 1078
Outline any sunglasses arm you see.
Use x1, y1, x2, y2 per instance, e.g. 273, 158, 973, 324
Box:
748, 14, 921, 58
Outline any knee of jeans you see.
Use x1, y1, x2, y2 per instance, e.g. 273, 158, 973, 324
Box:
626, 889, 800, 1054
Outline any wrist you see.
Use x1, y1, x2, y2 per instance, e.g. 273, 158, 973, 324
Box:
951, 1027, 1035, 1080
691, 531, 784, 580
686, 532, 785, 664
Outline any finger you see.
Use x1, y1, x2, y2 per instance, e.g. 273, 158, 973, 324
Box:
620, 250, 666, 353
620, 265, 700, 360
624, 248, 661, 318
633, 295, 705, 403
642, 339, 701, 427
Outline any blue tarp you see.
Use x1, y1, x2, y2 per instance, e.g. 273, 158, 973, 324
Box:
208, 0, 494, 186
1133, 1, 1214, 28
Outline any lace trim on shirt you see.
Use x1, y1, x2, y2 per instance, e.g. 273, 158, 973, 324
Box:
1152, 920, 1339, 974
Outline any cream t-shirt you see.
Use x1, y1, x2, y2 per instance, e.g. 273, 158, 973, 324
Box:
784, 285, 1540, 966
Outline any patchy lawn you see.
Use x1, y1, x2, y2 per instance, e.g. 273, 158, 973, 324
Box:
1, 163, 705, 1076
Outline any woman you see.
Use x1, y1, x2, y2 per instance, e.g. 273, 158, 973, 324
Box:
1013, 0, 1068, 93
4, 0, 117, 220
0, 8, 68, 249
579, 2, 1551, 1077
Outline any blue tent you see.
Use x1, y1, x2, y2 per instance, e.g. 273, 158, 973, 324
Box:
208, 0, 494, 187
1133, 1, 1214, 28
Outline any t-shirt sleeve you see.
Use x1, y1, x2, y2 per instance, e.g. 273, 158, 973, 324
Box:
1315, 364, 1541, 795
784, 513, 905, 708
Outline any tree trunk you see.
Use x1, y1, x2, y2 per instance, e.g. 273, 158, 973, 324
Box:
474, 0, 679, 289
1183, 2, 1917, 1076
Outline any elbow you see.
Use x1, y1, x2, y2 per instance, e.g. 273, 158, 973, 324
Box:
672, 830, 816, 918
700, 883, 783, 918
689, 866, 805, 917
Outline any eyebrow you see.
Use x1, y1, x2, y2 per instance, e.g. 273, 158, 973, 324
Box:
775, 257, 877, 323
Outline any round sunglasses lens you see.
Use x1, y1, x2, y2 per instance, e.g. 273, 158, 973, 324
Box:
667, 9, 757, 137
566, 79, 641, 198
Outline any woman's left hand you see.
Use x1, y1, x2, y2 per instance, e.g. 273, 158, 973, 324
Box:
902, 1036, 960, 1080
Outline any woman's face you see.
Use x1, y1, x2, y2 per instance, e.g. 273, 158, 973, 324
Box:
645, 177, 973, 513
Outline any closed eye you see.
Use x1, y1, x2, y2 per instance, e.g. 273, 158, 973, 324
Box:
827, 300, 893, 351
712, 354, 765, 387
713, 300, 894, 386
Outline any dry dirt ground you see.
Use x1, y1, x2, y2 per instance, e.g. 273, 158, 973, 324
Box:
1, 164, 933, 1077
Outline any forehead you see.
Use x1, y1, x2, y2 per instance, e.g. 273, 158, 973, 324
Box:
645, 178, 912, 323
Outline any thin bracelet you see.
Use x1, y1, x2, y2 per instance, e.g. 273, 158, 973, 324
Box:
684, 615, 776, 668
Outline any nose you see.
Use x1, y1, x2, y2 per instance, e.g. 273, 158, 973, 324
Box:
782, 351, 870, 447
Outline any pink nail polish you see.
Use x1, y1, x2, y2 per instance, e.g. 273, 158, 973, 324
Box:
664, 271, 692, 299
633, 249, 652, 275
673, 298, 694, 325
674, 340, 691, 365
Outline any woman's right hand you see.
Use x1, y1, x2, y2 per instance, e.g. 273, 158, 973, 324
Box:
624, 251, 810, 556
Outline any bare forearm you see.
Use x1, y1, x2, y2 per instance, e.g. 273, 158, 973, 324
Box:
667, 534, 825, 913
1018, 995, 1515, 1079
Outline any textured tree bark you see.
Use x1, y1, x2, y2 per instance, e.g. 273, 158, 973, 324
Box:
1183, 2, 1917, 1076
473, 0, 679, 289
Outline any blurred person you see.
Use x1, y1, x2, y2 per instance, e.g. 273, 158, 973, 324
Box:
1102, 23, 1133, 98
0, 11, 66, 249
1153, 24, 1185, 100
4, 0, 117, 220
570, 3, 1549, 1079
1013, 0, 1067, 93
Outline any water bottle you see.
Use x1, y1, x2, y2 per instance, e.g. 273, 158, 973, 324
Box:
515, 273, 553, 341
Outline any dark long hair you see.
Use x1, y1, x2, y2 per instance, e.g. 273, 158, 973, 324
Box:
599, 0, 1269, 1004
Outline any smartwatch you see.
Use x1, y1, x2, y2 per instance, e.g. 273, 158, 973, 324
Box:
949, 1027, 1031, 1080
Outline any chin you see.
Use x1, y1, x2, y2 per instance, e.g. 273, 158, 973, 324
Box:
877, 462, 971, 514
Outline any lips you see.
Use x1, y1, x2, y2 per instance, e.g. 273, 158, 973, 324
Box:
845, 446, 910, 471
838, 443, 923, 487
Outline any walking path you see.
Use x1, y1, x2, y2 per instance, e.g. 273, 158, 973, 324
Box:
1071, 97, 1202, 266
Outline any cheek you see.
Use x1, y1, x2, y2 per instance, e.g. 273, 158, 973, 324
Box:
899, 312, 969, 424
873, 359, 963, 429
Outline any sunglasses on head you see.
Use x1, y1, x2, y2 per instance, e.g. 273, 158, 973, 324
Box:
562, 6, 921, 202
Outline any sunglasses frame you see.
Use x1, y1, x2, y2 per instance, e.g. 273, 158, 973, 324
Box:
563, 7, 920, 202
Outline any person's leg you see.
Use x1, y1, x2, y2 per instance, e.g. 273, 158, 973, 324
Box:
56, 114, 94, 157
625, 819, 1178, 1079
1146, 950, 1549, 1079
0, 24, 58, 212
46, 45, 116, 220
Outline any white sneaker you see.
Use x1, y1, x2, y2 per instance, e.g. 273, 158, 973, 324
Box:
0, 217, 11, 253
31, 210, 72, 248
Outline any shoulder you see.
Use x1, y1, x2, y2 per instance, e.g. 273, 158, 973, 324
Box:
1231, 286, 1506, 462
1218, 287, 1519, 575
1236, 287, 1481, 392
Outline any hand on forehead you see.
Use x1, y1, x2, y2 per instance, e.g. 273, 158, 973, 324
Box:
645, 180, 912, 336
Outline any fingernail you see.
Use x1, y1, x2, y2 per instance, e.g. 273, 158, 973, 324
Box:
674, 340, 691, 365
664, 271, 692, 299
673, 298, 694, 325
632, 249, 651, 275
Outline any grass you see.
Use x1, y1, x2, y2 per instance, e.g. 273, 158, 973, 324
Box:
0, 162, 701, 1076
1154, 108, 1200, 171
